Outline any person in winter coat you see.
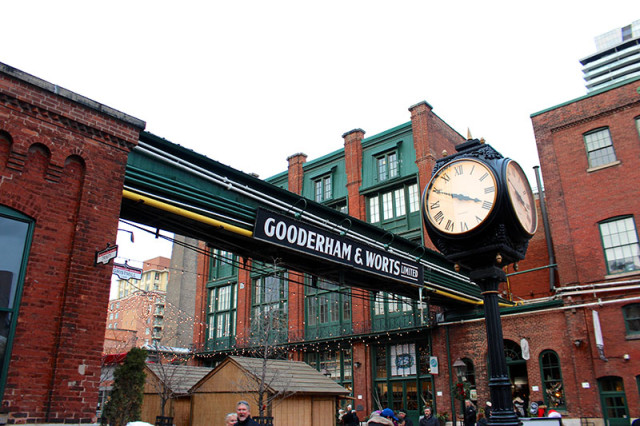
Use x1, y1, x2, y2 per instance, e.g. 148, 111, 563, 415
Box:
463, 400, 476, 426
419, 407, 438, 426
342, 405, 360, 426
368, 408, 398, 426
397, 409, 414, 426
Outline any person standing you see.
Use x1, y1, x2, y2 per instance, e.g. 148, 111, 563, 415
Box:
234, 400, 260, 426
464, 400, 476, 426
343, 405, 360, 426
419, 407, 438, 426
397, 409, 414, 426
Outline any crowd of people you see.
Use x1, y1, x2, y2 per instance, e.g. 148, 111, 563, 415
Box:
225, 397, 566, 425
335, 398, 564, 426
337, 405, 440, 426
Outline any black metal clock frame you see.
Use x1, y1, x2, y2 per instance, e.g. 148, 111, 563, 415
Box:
423, 139, 535, 426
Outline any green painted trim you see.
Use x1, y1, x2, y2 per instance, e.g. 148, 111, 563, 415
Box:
0, 205, 35, 401
303, 147, 345, 170
362, 121, 412, 147
531, 75, 640, 118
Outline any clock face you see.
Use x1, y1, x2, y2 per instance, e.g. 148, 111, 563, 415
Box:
505, 160, 537, 235
424, 158, 498, 235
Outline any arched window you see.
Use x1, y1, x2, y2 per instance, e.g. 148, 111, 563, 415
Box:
539, 350, 565, 409
461, 357, 476, 387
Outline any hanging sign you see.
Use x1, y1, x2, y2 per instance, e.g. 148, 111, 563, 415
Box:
112, 261, 143, 280
254, 208, 423, 285
95, 245, 118, 265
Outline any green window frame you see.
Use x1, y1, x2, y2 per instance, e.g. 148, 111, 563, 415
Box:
539, 350, 566, 410
584, 127, 616, 168
367, 183, 420, 224
377, 151, 399, 181
0, 205, 33, 401
305, 348, 353, 393
314, 174, 332, 202
371, 292, 427, 332
209, 248, 236, 280
599, 216, 640, 275
373, 342, 434, 416
251, 272, 288, 345
635, 117, 640, 138
206, 283, 237, 350
622, 303, 640, 337
305, 278, 351, 339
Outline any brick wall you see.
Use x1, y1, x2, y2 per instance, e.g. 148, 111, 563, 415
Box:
532, 79, 640, 285
0, 67, 143, 422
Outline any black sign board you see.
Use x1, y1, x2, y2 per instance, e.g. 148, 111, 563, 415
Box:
254, 208, 423, 286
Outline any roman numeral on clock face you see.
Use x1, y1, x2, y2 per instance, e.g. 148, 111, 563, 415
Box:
433, 210, 444, 224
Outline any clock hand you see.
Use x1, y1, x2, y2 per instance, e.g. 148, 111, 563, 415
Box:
511, 185, 531, 212
434, 188, 482, 202
451, 193, 482, 202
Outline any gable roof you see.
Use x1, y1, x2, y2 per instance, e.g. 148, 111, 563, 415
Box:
203, 356, 350, 396
145, 364, 213, 395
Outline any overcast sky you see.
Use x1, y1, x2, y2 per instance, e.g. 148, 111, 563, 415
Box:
3, 2, 637, 297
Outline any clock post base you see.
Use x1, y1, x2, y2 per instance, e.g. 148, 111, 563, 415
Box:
470, 266, 521, 426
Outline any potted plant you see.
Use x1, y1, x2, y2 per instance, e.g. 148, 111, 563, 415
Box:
437, 411, 450, 426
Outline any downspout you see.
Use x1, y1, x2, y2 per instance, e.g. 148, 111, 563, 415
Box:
533, 166, 556, 291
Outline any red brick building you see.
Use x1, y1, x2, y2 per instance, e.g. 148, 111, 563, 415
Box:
193, 81, 640, 426
0, 64, 144, 423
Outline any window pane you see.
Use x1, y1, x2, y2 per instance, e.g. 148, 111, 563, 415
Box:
388, 152, 398, 178
378, 156, 388, 181
623, 304, 640, 334
394, 189, 406, 217
0, 216, 29, 309
585, 128, 616, 167
382, 192, 394, 220
600, 217, 640, 274
408, 184, 420, 212
315, 180, 323, 201
324, 175, 332, 200
369, 197, 380, 223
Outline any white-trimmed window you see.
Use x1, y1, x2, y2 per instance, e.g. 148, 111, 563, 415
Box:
584, 128, 616, 168
599, 216, 640, 274
377, 151, 399, 181
314, 174, 332, 202
367, 183, 420, 224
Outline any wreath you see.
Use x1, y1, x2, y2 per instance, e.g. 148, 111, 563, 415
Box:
453, 381, 472, 401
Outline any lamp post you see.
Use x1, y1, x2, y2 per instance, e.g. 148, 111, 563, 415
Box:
453, 358, 468, 426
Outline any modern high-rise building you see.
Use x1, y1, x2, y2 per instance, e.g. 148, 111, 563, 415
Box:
581, 19, 640, 92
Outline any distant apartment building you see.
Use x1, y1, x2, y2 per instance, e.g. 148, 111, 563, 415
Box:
104, 256, 170, 353
581, 19, 640, 92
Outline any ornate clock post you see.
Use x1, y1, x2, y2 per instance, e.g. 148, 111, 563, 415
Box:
422, 139, 537, 426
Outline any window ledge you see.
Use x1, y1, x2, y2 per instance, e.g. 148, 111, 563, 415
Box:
604, 270, 640, 280
587, 160, 621, 173
625, 334, 640, 340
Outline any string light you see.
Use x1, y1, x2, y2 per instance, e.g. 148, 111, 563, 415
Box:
109, 219, 434, 364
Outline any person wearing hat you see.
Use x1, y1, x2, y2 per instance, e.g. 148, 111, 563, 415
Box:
397, 409, 414, 426
342, 405, 360, 426
367, 408, 398, 425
